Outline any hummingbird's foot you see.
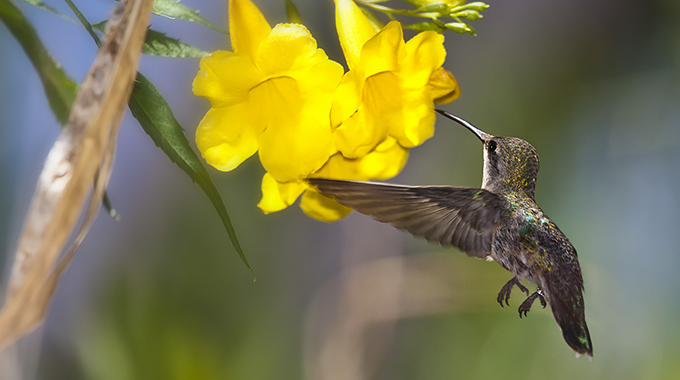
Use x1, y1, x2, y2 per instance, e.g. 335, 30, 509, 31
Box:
497, 277, 530, 307
518, 291, 547, 318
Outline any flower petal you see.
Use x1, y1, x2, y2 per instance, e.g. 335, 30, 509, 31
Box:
387, 87, 436, 147
355, 136, 409, 179
300, 188, 352, 222
193, 51, 262, 108
259, 119, 335, 182
295, 59, 344, 101
253, 77, 335, 182
337, 68, 431, 157
258, 173, 307, 213
334, 0, 378, 69
333, 109, 382, 158
330, 70, 362, 129
359, 21, 404, 77
297, 59, 344, 132
255, 23, 329, 77
429, 67, 460, 104
195, 103, 260, 171
313, 136, 409, 180
400, 31, 446, 89
230, 0, 271, 59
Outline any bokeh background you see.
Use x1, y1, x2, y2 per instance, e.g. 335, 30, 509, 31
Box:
2, 0, 680, 379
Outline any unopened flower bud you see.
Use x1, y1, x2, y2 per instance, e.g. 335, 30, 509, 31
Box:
455, 10, 482, 21
417, 2, 449, 13
405, 21, 447, 33
464, 2, 490, 12
445, 22, 471, 34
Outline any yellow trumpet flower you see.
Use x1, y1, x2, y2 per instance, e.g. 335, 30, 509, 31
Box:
194, 0, 459, 222
193, 0, 343, 183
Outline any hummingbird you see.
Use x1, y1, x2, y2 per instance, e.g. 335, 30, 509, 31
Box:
308, 109, 593, 358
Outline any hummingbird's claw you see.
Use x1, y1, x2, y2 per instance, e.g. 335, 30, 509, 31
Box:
518, 291, 547, 318
538, 289, 547, 308
497, 277, 530, 307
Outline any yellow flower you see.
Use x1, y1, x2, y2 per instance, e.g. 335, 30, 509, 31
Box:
331, 0, 458, 160
258, 136, 409, 221
259, 0, 459, 222
193, 0, 343, 183
429, 67, 461, 104
195, 0, 459, 223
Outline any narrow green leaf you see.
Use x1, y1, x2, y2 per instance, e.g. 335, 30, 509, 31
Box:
102, 192, 121, 221
285, 0, 302, 24
128, 73, 253, 277
93, 21, 209, 59
0, 0, 77, 124
19, 0, 77, 24
152, 0, 227, 34
63, 0, 101, 46
142, 29, 210, 58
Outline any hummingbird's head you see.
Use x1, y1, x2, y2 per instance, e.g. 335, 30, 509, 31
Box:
435, 110, 540, 199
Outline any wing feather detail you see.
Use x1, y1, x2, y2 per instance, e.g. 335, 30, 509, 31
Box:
308, 179, 503, 257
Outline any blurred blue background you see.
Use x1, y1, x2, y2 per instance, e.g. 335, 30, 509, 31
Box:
1, 0, 680, 379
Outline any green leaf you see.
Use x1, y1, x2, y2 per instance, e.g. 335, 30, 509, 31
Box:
18, 0, 77, 24
152, 0, 227, 34
0, 0, 77, 125
64, 0, 101, 46
285, 0, 302, 24
142, 29, 210, 58
128, 73, 253, 277
102, 192, 121, 221
92, 21, 209, 58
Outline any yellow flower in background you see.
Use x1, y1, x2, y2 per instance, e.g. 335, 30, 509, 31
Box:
331, 0, 459, 159
193, 0, 343, 183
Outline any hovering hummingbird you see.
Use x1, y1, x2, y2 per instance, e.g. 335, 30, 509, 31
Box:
308, 109, 593, 358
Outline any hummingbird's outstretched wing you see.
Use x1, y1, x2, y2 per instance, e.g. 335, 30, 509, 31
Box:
308, 178, 503, 258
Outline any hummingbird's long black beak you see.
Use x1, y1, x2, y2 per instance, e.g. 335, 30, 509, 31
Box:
435, 109, 493, 142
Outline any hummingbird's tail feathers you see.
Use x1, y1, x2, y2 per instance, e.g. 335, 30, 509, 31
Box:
307, 178, 502, 258
545, 279, 593, 358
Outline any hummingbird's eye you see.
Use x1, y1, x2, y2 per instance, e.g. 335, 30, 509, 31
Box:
487, 140, 497, 153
